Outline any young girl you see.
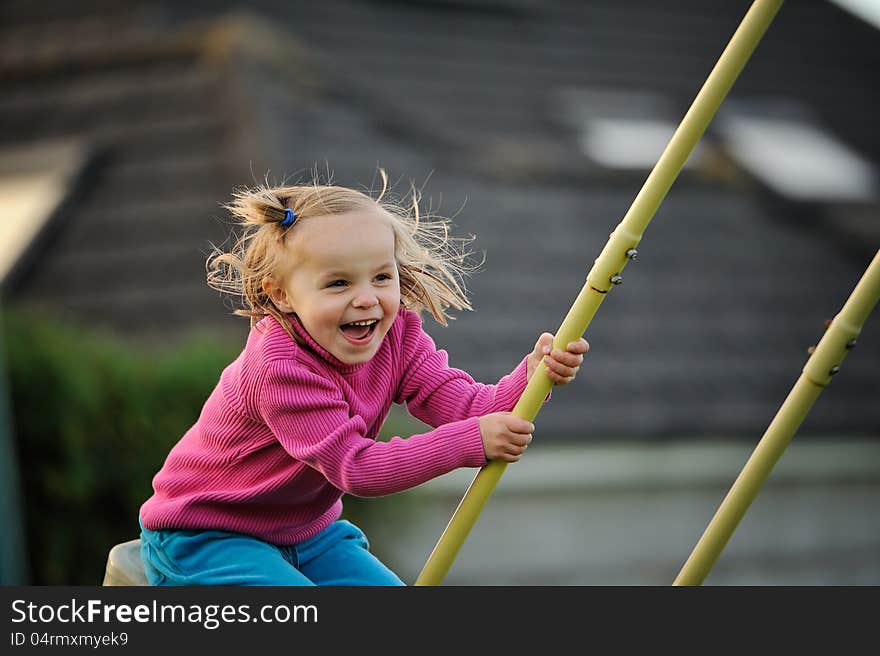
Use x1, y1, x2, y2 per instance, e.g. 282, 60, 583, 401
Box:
138, 174, 589, 585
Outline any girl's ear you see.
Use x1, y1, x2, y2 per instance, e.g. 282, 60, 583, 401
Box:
262, 278, 294, 313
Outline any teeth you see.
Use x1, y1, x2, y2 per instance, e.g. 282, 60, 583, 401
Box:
348, 320, 378, 326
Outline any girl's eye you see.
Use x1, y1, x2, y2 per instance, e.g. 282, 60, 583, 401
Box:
328, 280, 347, 288
375, 273, 392, 282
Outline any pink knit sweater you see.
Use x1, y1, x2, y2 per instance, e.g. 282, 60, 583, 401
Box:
139, 307, 531, 544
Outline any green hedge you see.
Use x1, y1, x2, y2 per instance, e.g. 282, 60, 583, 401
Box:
2, 310, 420, 585
2, 311, 238, 584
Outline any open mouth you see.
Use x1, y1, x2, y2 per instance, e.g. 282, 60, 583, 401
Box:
339, 318, 379, 345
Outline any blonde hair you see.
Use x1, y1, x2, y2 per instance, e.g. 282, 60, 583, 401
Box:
207, 171, 476, 339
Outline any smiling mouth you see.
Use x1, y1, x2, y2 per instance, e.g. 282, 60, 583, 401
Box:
340, 319, 379, 344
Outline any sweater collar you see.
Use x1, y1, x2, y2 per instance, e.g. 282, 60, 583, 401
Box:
283, 313, 370, 374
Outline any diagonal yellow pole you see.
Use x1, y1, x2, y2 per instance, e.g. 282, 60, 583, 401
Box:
415, 0, 785, 586
674, 248, 880, 586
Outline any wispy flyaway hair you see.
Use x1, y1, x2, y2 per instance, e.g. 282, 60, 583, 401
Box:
207, 171, 477, 338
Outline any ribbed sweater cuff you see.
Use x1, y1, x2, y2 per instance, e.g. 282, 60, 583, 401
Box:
458, 415, 489, 467
491, 356, 529, 411
494, 356, 550, 406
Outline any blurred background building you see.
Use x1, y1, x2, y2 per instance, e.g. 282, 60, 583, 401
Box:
1, 0, 878, 585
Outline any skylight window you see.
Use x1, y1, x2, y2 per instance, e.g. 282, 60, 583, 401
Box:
829, 0, 880, 29
718, 102, 878, 203
556, 87, 705, 171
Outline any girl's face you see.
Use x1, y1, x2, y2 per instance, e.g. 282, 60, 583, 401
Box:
266, 209, 401, 365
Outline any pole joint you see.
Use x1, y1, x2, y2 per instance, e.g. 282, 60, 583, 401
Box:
586, 227, 641, 293
802, 313, 861, 387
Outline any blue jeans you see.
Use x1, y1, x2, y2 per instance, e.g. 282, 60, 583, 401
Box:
139, 519, 404, 586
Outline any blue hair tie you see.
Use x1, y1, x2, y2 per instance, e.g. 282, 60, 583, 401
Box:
280, 208, 296, 228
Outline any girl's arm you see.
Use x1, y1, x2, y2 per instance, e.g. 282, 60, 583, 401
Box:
394, 311, 534, 427
260, 361, 488, 497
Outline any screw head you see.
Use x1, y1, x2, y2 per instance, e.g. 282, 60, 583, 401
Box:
610, 274, 623, 285
829, 365, 841, 376
626, 248, 639, 260
846, 339, 857, 350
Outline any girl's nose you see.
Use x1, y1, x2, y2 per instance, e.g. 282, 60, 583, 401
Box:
352, 289, 379, 308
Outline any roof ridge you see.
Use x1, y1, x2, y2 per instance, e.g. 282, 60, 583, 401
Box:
0, 11, 317, 85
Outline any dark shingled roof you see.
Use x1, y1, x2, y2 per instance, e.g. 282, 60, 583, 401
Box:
2, 0, 878, 440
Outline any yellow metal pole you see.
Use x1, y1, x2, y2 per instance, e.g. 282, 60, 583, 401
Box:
674, 249, 880, 586
415, 0, 784, 586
